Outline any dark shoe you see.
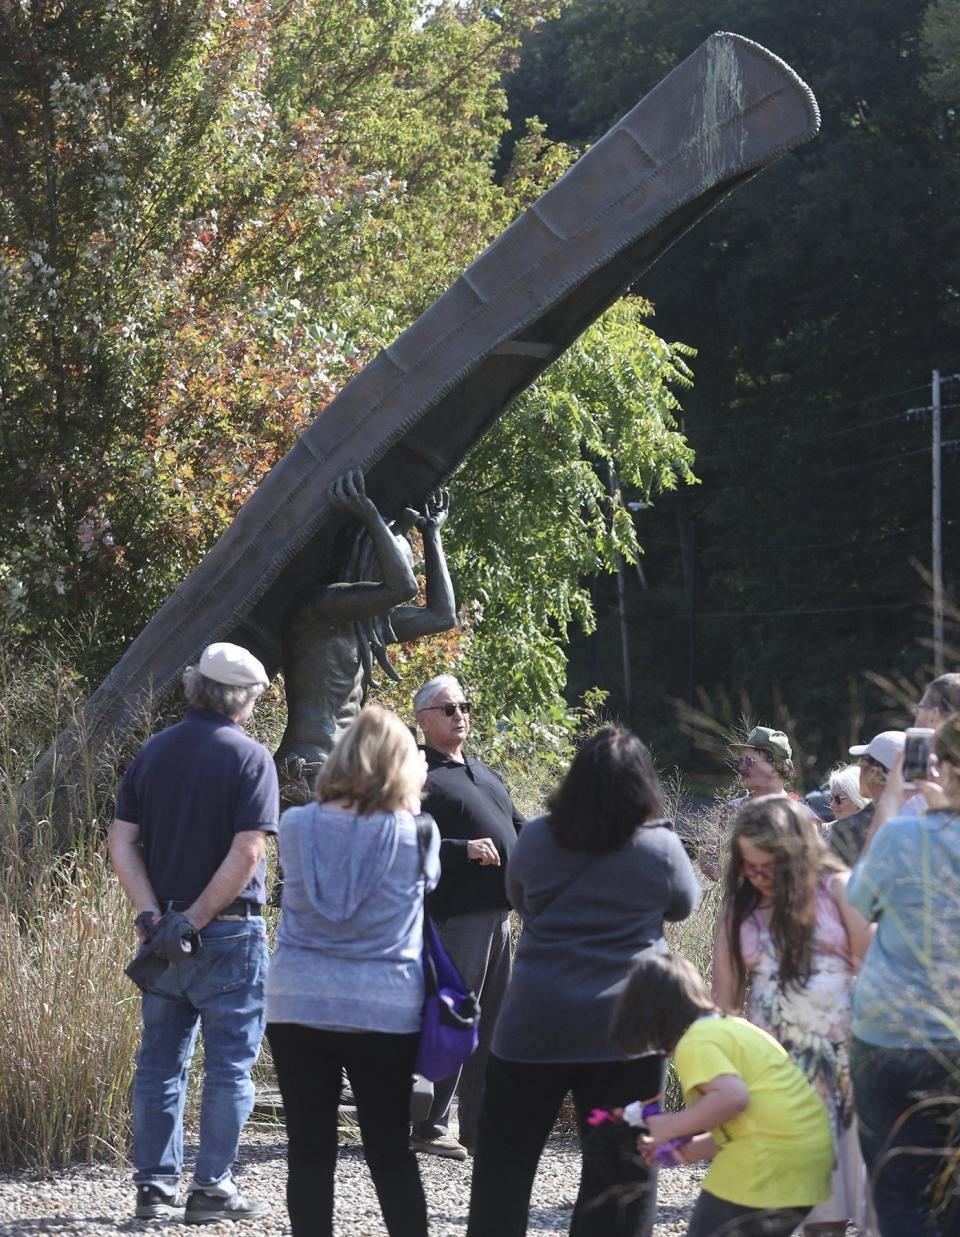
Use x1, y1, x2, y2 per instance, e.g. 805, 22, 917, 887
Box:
410, 1133, 468, 1161
184, 1189, 270, 1225
134, 1184, 180, 1220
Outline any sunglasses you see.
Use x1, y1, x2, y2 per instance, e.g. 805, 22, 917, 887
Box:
859, 755, 887, 773
828, 793, 847, 806
421, 701, 472, 717
737, 754, 766, 769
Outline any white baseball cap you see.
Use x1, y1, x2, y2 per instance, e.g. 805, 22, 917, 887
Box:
198, 642, 268, 688
848, 730, 906, 771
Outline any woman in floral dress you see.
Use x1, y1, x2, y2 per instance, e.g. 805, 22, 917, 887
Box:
711, 795, 874, 1237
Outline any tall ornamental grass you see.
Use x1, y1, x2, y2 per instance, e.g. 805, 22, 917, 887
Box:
0, 831, 141, 1168
0, 638, 145, 1168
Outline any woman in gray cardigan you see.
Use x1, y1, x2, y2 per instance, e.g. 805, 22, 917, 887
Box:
265, 705, 440, 1237
467, 727, 700, 1237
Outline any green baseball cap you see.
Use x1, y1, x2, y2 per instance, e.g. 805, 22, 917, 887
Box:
730, 725, 792, 762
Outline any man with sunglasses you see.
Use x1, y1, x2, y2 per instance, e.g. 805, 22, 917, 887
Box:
699, 725, 815, 878
411, 674, 524, 1160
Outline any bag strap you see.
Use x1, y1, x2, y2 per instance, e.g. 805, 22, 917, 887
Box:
413, 814, 441, 996
414, 813, 434, 886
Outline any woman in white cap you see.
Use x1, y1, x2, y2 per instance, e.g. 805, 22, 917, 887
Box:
837, 731, 906, 861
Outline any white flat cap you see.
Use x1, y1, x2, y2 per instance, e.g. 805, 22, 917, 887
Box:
198, 642, 268, 688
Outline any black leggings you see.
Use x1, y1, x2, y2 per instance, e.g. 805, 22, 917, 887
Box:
467, 1052, 665, 1237
686, 1190, 810, 1237
266, 1022, 426, 1237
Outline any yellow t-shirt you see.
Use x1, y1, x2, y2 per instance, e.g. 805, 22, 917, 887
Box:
674, 1015, 833, 1209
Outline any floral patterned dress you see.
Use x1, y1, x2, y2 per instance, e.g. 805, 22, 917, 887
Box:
741, 878, 866, 1226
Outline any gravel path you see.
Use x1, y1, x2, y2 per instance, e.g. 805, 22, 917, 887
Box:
0, 1122, 704, 1235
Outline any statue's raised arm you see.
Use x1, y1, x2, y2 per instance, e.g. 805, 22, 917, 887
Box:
275, 470, 456, 801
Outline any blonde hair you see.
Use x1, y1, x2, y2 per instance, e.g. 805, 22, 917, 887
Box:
314, 705, 422, 815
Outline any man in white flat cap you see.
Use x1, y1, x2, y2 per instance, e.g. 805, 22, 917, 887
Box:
108, 642, 279, 1224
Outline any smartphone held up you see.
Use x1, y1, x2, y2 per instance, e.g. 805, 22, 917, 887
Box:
902, 727, 935, 788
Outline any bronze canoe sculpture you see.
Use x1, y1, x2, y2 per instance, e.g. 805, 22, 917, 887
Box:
25, 31, 819, 831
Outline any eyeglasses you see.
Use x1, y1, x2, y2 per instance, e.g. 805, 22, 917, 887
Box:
828, 793, 847, 806
420, 701, 472, 717
740, 857, 777, 882
737, 754, 767, 769
858, 755, 887, 773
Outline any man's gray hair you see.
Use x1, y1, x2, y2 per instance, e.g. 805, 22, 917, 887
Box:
413, 674, 463, 714
182, 665, 265, 717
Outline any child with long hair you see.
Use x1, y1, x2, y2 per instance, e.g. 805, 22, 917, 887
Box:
711, 795, 873, 1236
611, 951, 834, 1237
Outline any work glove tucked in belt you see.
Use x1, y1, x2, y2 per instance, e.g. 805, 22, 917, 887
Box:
125, 910, 202, 991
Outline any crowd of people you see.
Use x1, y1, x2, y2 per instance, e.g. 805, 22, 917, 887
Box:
107, 644, 960, 1236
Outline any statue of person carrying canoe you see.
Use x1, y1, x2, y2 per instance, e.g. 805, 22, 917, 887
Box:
275, 468, 456, 803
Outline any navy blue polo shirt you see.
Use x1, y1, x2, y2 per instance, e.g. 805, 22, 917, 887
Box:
115, 708, 279, 906
421, 746, 523, 920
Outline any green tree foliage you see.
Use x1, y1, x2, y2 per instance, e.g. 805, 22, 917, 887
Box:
448, 297, 695, 720
508, 0, 960, 767
0, 0, 553, 653
2, 0, 701, 748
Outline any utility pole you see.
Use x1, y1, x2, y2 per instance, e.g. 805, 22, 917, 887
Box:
606, 463, 632, 718
932, 369, 944, 675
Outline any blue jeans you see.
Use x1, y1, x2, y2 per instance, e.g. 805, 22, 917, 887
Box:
850, 1037, 960, 1236
132, 917, 268, 1190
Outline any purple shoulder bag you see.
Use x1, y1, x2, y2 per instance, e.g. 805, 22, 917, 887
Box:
413, 816, 480, 1082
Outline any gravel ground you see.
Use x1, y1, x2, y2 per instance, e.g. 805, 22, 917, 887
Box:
0, 1121, 704, 1235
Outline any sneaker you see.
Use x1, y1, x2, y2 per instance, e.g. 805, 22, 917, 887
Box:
184, 1189, 270, 1225
410, 1132, 469, 1161
134, 1184, 179, 1220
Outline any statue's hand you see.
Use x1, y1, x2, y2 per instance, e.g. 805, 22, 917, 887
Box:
329, 468, 375, 519
416, 489, 449, 533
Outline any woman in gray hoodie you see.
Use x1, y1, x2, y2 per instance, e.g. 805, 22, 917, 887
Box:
266, 705, 440, 1237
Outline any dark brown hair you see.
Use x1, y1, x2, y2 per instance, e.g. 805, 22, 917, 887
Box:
920, 674, 960, 718
548, 727, 666, 854
721, 796, 844, 1007
611, 952, 718, 1055
934, 714, 960, 770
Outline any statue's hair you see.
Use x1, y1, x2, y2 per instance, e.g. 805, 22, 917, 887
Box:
413, 674, 463, 714
314, 705, 422, 815
182, 666, 264, 717
338, 523, 404, 692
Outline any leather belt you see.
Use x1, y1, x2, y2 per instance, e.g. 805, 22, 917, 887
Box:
165, 898, 261, 920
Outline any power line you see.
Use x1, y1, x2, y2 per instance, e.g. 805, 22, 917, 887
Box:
695, 600, 918, 618
706, 443, 935, 493
686, 381, 933, 431
637, 521, 935, 553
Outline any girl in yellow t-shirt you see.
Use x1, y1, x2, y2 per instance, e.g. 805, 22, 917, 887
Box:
611, 952, 833, 1237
